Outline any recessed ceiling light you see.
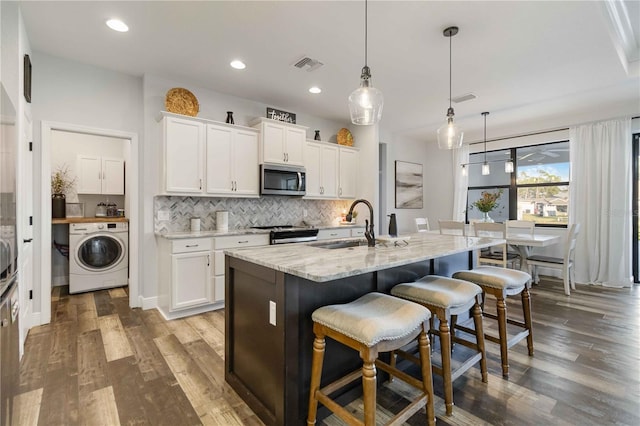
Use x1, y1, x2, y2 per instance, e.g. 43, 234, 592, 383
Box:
230, 60, 246, 70
106, 19, 129, 32
309, 86, 322, 94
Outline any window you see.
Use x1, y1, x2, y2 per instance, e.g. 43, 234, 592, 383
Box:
467, 141, 570, 226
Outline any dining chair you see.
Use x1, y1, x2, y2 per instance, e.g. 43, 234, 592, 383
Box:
438, 220, 466, 236
505, 220, 535, 237
473, 222, 519, 269
526, 223, 580, 296
415, 217, 430, 232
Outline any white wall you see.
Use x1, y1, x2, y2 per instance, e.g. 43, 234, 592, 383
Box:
31, 52, 143, 317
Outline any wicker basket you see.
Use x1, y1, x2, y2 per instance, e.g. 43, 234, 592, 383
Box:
165, 88, 199, 117
337, 128, 354, 146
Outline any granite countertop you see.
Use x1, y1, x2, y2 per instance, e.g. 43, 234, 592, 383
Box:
224, 232, 504, 282
156, 223, 364, 240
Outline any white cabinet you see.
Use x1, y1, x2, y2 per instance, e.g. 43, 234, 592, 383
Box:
163, 115, 205, 193
205, 123, 259, 196
338, 147, 358, 199
212, 234, 270, 303
351, 227, 366, 237
76, 155, 125, 195
317, 228, 352, 240
252, 118, 307, 166
157, 237, 215, 319
161, 112, 259, 197
305, 141, 338, 198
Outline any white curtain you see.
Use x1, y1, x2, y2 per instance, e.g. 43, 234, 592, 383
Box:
452, 144, 470, 221
569, 118, 632, 287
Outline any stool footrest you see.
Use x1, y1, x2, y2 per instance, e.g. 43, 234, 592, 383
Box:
484, 329, 530, 349
483, 312, 527, 329
319, 369, 362, 397
451, 353, 483, 382
375, 359, 425, 392
315, 390, 362, 426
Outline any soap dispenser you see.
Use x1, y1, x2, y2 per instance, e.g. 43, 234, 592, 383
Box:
388, 214, 398, 237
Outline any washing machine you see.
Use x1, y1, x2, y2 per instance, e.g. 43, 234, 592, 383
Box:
69, 222, 128, 294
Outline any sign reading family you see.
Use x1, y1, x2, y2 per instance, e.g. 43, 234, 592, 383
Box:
266, 107, 296, 124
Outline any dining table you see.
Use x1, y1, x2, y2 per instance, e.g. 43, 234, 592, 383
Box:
506, 233, 562, 273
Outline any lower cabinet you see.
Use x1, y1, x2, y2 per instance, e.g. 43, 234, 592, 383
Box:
158, 233, 270, 319
317, 226, 365, 240
158, 236, 215, 319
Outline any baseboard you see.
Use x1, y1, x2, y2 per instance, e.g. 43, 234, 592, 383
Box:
140, 295, 158, 310
31, 311, 42, 326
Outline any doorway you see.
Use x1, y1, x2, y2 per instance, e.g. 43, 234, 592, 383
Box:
39, 122, 139, 325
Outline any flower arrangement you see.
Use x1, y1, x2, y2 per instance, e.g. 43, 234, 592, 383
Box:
471, 189, 503, 213
51, 164, 76, 196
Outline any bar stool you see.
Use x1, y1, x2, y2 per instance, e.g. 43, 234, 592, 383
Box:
307, 292, 435, 426
452, 266, 533, 378
391, 275, 487, 416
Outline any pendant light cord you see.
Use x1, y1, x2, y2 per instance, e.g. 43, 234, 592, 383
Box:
449, 31, 452, 109
364, 0, 368, 67
483, 112, 488, 162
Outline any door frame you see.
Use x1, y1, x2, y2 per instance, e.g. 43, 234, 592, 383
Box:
633, 133, 639, 283
40, 121, 139, 324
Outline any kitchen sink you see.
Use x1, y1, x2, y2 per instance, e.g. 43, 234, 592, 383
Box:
309, 239, 369, 249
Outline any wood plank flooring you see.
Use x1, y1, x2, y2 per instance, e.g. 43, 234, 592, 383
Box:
13, 279, 640, 425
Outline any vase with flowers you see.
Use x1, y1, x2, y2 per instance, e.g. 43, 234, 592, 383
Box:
471, 189, 503, 222
51, 164, 76, 218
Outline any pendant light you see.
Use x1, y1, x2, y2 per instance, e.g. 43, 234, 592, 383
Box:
437, 26, 463, 149
481, 112, 490, 175
348, 0, 383, 125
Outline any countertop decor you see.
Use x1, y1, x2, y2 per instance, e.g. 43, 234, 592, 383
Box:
337, 128, 353, 146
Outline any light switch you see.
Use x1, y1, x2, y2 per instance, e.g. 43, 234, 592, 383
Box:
269, 300, 276, 326
158, 210, 170, 221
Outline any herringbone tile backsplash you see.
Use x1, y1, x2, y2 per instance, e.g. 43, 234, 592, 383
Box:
154, 196, 353, 233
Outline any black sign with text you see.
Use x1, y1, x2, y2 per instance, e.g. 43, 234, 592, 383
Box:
266, 107, 296, 124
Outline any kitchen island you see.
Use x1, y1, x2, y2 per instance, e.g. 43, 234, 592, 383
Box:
224, 233, 502, 425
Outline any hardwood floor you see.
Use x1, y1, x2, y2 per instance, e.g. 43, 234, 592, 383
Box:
13, 279, 640, 425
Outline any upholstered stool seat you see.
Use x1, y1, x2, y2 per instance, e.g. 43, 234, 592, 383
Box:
307, 292, 436, 426
453, 266, 533, 378
391, 275, 487, 415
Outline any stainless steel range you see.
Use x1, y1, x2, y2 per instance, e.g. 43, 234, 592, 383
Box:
251, 225, 319, 245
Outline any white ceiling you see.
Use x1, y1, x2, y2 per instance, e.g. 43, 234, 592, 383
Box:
19, 0, 640, 143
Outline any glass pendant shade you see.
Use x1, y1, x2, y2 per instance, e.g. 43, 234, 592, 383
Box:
504, 160, 514, 173
437, 117, 464, 149
482, 162, 490, 175
349, 67, 383, 125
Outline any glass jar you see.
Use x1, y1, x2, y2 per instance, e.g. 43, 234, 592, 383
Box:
96, 202, 107, 217
106, 203, 118, 217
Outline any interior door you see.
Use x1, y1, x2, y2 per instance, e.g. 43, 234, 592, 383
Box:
633, 133, 639, 283
19, 111, 33, 350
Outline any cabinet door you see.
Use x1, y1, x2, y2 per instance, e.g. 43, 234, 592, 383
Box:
304, 142, 322, 197
165, 117, 204, 193
321, 145, 339, 198
262, 122, 286, 164
101, 157, 125, 195
339, 148, 358, 199
76, 155, 101, 194
171, 252, 212, 310
205, 124, 233, 195
233, 129, 259, 195
284, 127, 306, 166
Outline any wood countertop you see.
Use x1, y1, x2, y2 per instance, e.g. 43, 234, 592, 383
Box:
52, 217, 129, 224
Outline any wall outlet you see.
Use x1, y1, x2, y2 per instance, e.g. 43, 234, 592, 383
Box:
269, 300, 276, 326
303, 209, 308, 218
158, 210, 170, 221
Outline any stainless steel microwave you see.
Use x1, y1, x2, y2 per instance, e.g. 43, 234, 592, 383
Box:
260, 164, 306, 196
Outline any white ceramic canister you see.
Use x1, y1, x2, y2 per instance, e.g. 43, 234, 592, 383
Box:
216, 211, 229, 232
190, 217, 201, 232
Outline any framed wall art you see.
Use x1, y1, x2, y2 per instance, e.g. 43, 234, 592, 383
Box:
395, 161, 423, 209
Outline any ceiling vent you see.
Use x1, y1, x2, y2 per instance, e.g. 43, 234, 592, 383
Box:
293, 56, 324, 72
452, 93, 477, 103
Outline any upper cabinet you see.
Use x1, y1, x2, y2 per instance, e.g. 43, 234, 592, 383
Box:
161, 112, 259, 197
77, 155, 125, 195
304, 140, 359, 200
252, 118, 307, 166
162, 115, 205, 194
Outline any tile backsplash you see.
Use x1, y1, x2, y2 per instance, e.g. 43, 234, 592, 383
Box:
154, 196, 354, 233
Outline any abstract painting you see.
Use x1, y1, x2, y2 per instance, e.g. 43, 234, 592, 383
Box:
395, 161, 423, 209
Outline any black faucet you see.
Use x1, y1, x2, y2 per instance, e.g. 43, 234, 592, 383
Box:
346, 199, 375, 247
